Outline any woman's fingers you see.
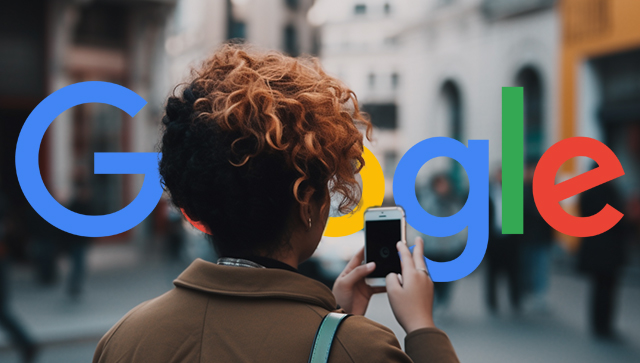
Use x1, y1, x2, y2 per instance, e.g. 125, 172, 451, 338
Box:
341, 261, 375, 287
341, 247, 365, 276
386, 272, 401, 292
370, 286, 387, 294
397, 241, 415, 277
412, 237, 428, 271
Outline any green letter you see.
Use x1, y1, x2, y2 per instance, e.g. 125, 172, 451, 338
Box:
502, 87, 523, 234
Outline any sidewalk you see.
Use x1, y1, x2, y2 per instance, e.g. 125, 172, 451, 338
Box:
0, 243, 191, 349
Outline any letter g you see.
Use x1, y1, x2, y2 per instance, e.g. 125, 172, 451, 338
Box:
393, 137, 489, 282
15, 82, 163, 237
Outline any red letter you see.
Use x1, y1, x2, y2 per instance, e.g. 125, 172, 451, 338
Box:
533, 137, 624, 237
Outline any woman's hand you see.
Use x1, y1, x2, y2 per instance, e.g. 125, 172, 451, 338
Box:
332, 247, 386, 315
386, 237, 436, 334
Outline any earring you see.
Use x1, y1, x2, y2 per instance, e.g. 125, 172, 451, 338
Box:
308, 217, 312, 228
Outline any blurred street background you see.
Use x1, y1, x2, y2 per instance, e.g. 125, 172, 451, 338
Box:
1, 0, 640, 362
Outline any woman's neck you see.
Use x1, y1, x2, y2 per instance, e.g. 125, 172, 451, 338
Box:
263, 251, 299, 270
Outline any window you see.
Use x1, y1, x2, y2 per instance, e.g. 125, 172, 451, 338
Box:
362, 103, 397, 129
285, 0, 298, 11
441, 81, 462, 141
284, 24, 299, 56
227, 0, 246, 41
368, 73, 376, 88
74, 3, 127, 49
354, 4, 367, 15
439, 80, 464, 190
515, 67, 544, 161
391, 72, 399, 89
228, 21, 246, 40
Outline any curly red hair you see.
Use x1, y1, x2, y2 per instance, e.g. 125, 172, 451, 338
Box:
189, 44, 372, 213
159, 44, 372, 256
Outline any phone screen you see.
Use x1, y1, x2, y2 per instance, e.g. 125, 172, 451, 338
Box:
365, 219, 402, 278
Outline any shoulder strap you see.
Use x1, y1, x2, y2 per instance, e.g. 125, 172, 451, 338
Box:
308, 312, 350, 363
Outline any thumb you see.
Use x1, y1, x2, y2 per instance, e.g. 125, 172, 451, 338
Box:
385, 272, 402, 292
341, 262, 375, 287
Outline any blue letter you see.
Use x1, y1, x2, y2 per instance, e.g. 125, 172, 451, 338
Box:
393, 137, 489, 282
15, 81, 163, 237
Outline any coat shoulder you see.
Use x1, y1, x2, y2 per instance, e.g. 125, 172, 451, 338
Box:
332, 314, 413, 363
93, 288, 209, 363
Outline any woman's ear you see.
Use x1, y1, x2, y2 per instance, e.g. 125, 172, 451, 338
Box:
298, 187, 315, 229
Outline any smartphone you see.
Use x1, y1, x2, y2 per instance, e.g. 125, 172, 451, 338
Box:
364, 206, 406, 286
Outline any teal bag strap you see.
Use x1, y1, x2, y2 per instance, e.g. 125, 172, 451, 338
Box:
308, 312, 350, 363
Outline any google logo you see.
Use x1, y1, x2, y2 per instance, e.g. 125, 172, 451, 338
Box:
15, 82, 625, 282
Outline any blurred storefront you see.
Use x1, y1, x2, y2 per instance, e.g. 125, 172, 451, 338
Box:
0, 1, 52, 260
561, 0, 640, 187
0, 1, 47, 215
1, 0, 321, 269
46, 0, 318, 222
561, 0, 640, 247
44, 0, 175, 243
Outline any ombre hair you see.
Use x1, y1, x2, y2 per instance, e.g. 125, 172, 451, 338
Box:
159, 44, 371, 256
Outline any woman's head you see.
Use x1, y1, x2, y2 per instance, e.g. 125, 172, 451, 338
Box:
159, 44, 371, 259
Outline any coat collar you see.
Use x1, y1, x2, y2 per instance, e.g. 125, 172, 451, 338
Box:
173, 258, 337, 311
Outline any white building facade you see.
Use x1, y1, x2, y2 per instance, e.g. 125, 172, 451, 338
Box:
316, 0, 559, 194
400, 0, 559, 187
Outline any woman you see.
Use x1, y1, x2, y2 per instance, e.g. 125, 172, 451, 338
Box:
93, 45, 459, 363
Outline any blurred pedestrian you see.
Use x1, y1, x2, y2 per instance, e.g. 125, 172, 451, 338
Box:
61, 181, 93, 299
0, 179, 38, 362
577, 166, 628, 339
521, 160, 554, 312
94, 45, 459, 363
27, 202, 59, 286
165, 203, 185, 261
485, 168, 523, 314
418, 173, 466, 312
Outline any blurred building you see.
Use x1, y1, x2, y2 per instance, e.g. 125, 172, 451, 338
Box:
560, 0, 640, 263
45, 0, 318, 219
1, 0, 178, 244
560, 0, 640, 202
316, 0, 639, 265
43, 0, 175, 245
164, 0, 318, 88
311, 0, 407, 199
1, 0, 319, 250
315, 0, 558, 196
0, 1, 49, 218
2, 0, 172, 249
399, 0, 558, 190
3, 0, 637, 252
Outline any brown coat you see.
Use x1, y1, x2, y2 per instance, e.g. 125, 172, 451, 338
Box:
93, 259, 459, 363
